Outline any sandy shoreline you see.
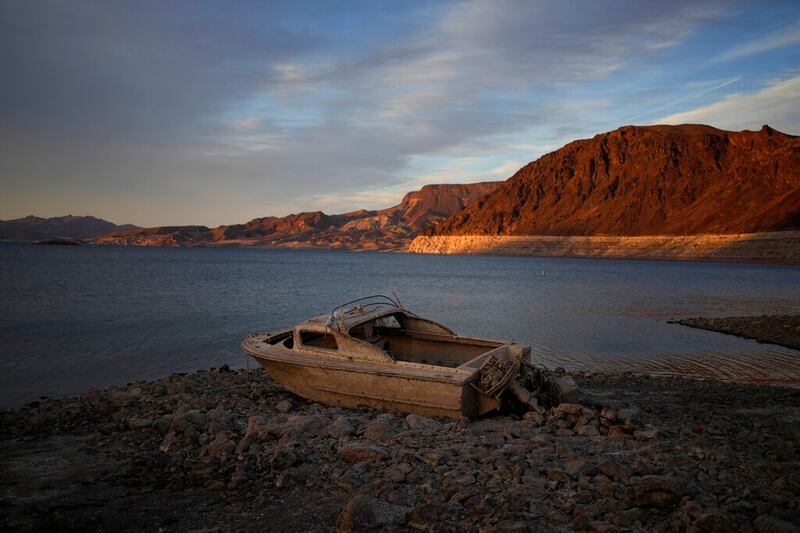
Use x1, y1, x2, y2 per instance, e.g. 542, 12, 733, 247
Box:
1, 367, 799, 531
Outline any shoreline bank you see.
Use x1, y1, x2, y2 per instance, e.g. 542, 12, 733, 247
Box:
2, 368, 799, 531
409, 231, 800, 264
672, 315, 800, 352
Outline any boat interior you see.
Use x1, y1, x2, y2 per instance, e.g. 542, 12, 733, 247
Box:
259, 300, 510, 370
348, 312, 503, 368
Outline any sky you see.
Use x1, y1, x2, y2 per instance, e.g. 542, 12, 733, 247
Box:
1, 1, 799, 227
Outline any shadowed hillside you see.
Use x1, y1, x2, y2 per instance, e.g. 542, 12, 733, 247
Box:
0, 215, 138, 241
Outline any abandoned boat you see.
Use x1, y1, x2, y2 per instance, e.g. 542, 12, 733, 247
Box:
242, 295, 574, 419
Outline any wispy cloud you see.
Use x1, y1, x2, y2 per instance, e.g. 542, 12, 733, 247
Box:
658, 75, 800, 132
714, 19, 800, 63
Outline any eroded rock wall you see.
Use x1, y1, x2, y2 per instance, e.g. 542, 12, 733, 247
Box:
408, 231, 800, 263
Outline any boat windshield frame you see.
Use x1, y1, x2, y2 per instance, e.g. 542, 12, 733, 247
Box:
330, 294, 403, 332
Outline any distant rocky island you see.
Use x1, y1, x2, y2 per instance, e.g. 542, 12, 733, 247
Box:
0, 215, 138, 242
411, 124, 800, 263
92, 182, 501, 251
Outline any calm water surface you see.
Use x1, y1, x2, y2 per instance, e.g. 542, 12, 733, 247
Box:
1, 243, 799, 407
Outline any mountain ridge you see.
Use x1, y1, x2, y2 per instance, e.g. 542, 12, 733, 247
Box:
93, 181, 502, 250
0, 215, 138, 241
430, 124, 800, 237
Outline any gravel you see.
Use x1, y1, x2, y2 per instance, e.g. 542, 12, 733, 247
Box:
1, 366, 799, 532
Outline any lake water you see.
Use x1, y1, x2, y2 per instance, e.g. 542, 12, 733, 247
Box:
1, 243, 799, 407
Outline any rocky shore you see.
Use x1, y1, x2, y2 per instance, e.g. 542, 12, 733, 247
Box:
2, 368, 799, 532
673, 315, 800, 351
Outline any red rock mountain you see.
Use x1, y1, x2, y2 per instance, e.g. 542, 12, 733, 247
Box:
432, 125, 800, 237
0, 215, 138, 241
94, 182, 501, 250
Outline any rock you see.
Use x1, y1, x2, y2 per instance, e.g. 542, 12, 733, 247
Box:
418, 451, 445, 466
695, 511, 736, 532
681, 499, 703, 519
496, 520, 529, 532
600, 407, 617, 422
183, 425, 200, 446
405, 413, 441, 431
207, 408, 232, 434
363, 418, 397, 442
206, 433, 235, 457
556, 403, 582, 416
564, 458, 586, 476
635, 475, 677, 508
522, 411, 545, 426
455, 474, 476, 486
335, 495, 407, 532
597, 458, 628, 482
159, 431, 180, 453
590, 522, 620, 533
275, 399, 292, 413
753, 514, 799, 533
547, 468, 567, 482
337, 442, 389, 463
108, 387, 142, 404
556, 374, 580, 403
172, 409, 207, 432
278, 414, 327, 438
618, 406, 642, 424
236, 416, 270, 453
606, 426, 628, 440
244, 416, 270, 440
577, 424, 600, 437
328, 416, 356, 438
384, 466, 406, 483
634, 428, 659, 441
152, 416, 171, 435
126, 417, 152, 430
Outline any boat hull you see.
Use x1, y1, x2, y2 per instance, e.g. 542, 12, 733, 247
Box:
251, 355, 480, 419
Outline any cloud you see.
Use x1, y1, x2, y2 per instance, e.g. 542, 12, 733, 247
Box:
715, 19, 800, 63
657, 75, 800, 133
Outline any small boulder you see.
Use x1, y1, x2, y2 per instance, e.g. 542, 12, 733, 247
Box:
363, 418, 397, 442
206, 433, 235, 457
753, 514, 798, 533
563, 458, 586, 477
327, 416, 356, 438
635, 475, 677, 508
556, 374, 580, 403
600, 408, 617, 422
337, 442, 388, 463
597, 458, 629, 482
556, 403, 582, 416
278, 414, 327, 439
634, 428, 659, 441
523, 411, 545, 426
126, 417, 152, 430
159, 431, 180, 453
336, 495, 407, 533
618, 406, 642, 425
455, 474, 476, 487
405, 413, 441, 431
